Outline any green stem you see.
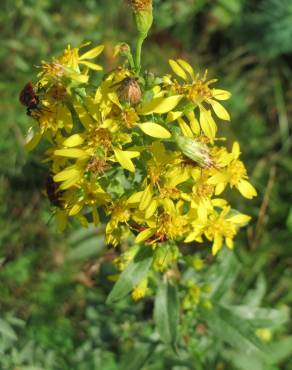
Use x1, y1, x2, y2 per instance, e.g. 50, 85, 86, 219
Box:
135, 33, 146, 73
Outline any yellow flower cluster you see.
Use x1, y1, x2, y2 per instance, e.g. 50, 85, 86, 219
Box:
22, 43, 256, 256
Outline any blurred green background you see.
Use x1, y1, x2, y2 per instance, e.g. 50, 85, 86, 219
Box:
0, 0, 291, 369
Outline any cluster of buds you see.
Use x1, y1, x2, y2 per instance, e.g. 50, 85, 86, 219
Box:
20, 42, 256, 260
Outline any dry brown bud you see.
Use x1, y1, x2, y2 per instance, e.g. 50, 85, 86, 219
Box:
117, 77, 142, 105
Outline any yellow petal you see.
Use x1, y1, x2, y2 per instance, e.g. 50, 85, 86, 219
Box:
177, 59, 195, 79
209, 99, 230, 121
139, 184, 153, 211
54, 168, 80, 182
226, 237, 234, 249
127, 191, 143, 204
232, 142, 241, 159
215, 182, 226, 195
56, 105, 73, 132
166, 111, 183, 123
237, 180, 257, 199
79, 45, 104, 60
126, 151, 140, 159
208, 172, 227, 185
212, 235, 223, 255
200, 109, 217, 142
212, 89, 231, 101
139, 122, 171, 139
145, 199, 158, 219
73, 102, 94, 128
79, 61, 103, 71
69, 203, 82, 216
186, 111, 200, 135
92, 206, 100, 226
184, 231, 201, 243
178, 117, 193, 137
108, 92, 122, 109
211, 198, 227, 207
54, 168, 82, 189
227, 214, 251, 224
55, 210, 68, 232
169, 59, 188, 80
113, 148, 135, 172
139, 95, 183, 115
66, 70, 88, 83
54, 148, 88, 158
63, 134, 84, 147
135, 228, 156, 243
197, 201, 208, 222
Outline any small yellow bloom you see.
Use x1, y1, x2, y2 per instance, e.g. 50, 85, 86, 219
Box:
208, 142, 257, 199
168, 58, 231, 142
132, 278, 148, 301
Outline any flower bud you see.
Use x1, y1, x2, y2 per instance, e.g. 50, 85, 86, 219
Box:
117, 77, 142, 105
175, 134, 213, 168
130, 0, 153, 36
114, 43, 131, 58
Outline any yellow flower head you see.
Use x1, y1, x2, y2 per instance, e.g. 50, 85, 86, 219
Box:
22, 41, 256, 263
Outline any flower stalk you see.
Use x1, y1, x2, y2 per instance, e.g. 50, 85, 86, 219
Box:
130, 0, 153, 72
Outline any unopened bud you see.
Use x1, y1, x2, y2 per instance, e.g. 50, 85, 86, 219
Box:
114, 43, 131, 57
130, 0, 153, 36
117, 77, 142, 105
175, 134, 213, 168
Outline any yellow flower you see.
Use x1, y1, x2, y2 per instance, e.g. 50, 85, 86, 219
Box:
208, 142, 257, 199
131, 278, 148, 301
168, 59, 231, 142
106, 199, 132, 244
23, 40, 256, 258
134, 200, 189, 243
40, 43, 104, 85
204, 206, 251, 255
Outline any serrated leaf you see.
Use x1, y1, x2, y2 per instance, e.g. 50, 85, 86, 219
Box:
106, 247, 153, 304
154, 280, 179, 349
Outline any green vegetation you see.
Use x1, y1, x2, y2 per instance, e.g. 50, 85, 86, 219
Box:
0, 1, 291, 369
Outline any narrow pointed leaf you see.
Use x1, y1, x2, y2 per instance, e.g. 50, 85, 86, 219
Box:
154, 280, 179, 349
106, 246, 153, 304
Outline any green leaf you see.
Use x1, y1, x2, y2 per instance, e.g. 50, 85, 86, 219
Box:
229, 305, 289, 328
201, 303, 265, 354
210, 250, 240, 301
265, 336, 292, 364
67, 235, 105, 261
0, 318, 17, 340
121, 342, 156, 370
154, 280, 179, 349
106, 246, 153, 304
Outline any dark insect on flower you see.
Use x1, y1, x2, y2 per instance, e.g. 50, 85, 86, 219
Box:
116, 77, 142, 105
19, 81, 40, 116
45, 175, 64, 208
